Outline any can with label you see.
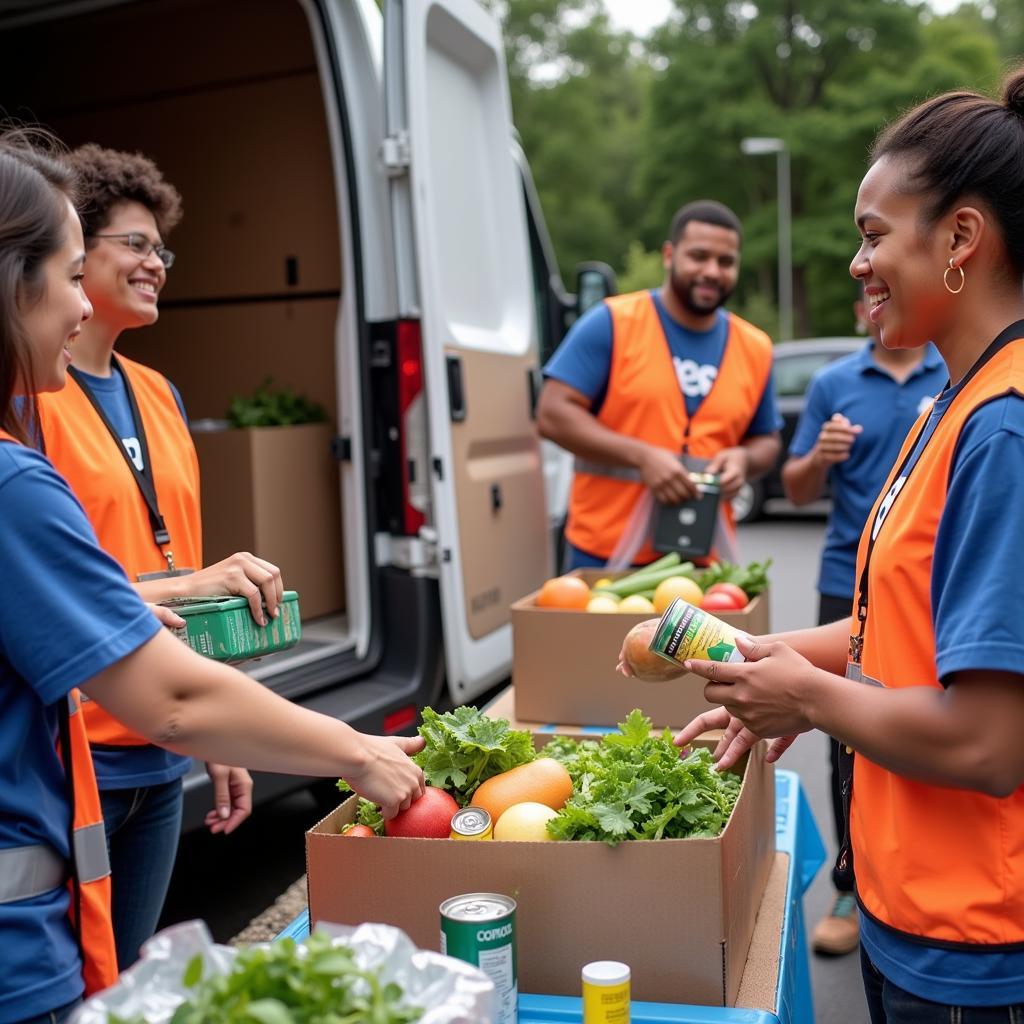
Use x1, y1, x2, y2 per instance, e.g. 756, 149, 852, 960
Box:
440, 893, 517, 1024
649, 597, 747, 668
450, 807, 493, 840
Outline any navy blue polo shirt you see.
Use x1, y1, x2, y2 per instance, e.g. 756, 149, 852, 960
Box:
789, 342, 947, 600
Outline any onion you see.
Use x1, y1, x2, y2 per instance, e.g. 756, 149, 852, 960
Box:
620, 619, 688, 681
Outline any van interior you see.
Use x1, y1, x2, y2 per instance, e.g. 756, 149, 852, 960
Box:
0, 0, 360, 688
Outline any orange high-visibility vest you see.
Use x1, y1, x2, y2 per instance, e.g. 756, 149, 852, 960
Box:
37, 357, 202, 747
566, 291, 774, 563
0, 431, 118, 993
849, 337, 1024, 946
61, 689, 120, 992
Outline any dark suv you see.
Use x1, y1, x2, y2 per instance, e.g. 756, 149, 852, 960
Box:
734, 337, 863, 523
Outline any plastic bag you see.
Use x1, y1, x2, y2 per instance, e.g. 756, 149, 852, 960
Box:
71, 919, 496, 1024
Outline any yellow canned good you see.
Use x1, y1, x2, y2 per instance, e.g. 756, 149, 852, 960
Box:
450, 806, 493, 840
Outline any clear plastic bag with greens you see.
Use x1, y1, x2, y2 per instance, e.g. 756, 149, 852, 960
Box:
71, 919, 496, 1024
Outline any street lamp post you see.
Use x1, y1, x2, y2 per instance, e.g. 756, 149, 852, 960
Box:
740, 137, 793, 341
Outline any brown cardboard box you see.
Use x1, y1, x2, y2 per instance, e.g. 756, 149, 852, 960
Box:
191, 423, 344, 620
511, 569, 769, 729
306, 729, 775, 1006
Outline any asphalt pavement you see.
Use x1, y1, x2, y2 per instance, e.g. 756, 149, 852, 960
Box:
159, 511, 868, 1024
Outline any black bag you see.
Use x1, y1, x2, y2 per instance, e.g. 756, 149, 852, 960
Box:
651, 456, 721, 559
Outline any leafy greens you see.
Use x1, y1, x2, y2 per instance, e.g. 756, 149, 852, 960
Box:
697, 559, 772, 598
110, 932, 421, 1024
337, 705, 536, 831
543, 710, 742, 844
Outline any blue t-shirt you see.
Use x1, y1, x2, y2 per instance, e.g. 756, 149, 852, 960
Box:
0, 441, 160, 1021
544, 291, 782, 435
789, 343, 947, 599
72, 366, 192, 790
858, 383, 1024, 1006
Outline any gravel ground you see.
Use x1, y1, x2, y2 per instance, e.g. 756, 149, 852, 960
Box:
230, 876, 307, 945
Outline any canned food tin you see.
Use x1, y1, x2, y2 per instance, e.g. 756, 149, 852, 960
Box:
440, 893, 517, 1024
650, 597, 746, 668
450, 807, 493, 840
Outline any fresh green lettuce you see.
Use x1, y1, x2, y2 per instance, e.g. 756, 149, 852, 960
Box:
337, 705, 537, 830
544, 710, 742, 844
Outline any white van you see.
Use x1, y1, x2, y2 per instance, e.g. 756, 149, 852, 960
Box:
0, 0, 614, 827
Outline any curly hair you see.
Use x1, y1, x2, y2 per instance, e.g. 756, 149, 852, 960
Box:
69, 143, 182, 238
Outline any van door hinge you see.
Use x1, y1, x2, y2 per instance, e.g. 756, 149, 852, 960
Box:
331, 435, 352, 462
381, 132, 411, 176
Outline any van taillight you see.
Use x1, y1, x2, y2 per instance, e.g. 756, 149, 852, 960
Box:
396, 320, 426, 536
383, 704, 418, 735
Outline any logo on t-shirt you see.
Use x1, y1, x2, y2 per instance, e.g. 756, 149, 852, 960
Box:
918, 395, 935, 416
673, 358, 718, 398
122, 437, 144, 473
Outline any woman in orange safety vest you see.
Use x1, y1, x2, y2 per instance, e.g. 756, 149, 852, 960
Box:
0, 130, 424, 1024
652, 68, 1024, 1021
35, 144, 284, 972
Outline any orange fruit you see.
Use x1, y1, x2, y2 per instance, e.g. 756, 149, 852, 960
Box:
652, 576, 704, 614
536, 575, 591, 610
472, 758, 573, 823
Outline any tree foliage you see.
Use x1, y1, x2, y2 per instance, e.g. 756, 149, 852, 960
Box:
493, 0, 1003, 337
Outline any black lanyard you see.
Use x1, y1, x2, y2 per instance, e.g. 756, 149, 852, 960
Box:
68, 359, 175, 569
850, 320, 1024, 663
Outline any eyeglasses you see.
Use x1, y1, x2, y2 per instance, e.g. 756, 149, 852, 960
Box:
91, 233, 175, 269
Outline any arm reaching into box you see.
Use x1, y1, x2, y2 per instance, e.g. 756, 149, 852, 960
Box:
82, 628, 425, 819
135, 550, 285, 625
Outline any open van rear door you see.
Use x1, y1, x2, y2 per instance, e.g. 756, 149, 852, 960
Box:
386, 0, 552, 702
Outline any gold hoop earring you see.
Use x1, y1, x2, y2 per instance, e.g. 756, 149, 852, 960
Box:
943, 258, 965, 295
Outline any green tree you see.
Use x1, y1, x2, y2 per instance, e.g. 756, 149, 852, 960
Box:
490, 0, 649, 280
639, 0, 1001, 336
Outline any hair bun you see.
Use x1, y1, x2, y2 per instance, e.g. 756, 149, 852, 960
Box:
1003, 66, 1024, 117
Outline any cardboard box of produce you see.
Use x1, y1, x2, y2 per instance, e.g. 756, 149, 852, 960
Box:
511, 568, 769, 729
306, 729, 775, 1006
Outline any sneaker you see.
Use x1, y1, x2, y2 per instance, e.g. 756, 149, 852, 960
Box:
812, 893, 859, 956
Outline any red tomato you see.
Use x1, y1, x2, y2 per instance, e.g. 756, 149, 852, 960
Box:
701, 591, 746, 612
384, 786, 459, 838
704, 583, 748, 609
341, 824, 376, 837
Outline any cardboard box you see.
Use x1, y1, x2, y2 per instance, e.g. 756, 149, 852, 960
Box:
191, 423, 344, 620
511, 569, 769, 729
306, 730, 775, 1006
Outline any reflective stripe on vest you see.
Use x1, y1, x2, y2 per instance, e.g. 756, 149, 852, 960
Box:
565, 293, 773, 562
850, 337, 1024, 948
0, 844, 67, 904
0, 432, 119, 993
37, 357, 201, 748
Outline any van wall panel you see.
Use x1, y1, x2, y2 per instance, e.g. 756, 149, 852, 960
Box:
117, 299, 340, 423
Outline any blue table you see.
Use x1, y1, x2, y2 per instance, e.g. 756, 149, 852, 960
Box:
278, 769, 824, 1024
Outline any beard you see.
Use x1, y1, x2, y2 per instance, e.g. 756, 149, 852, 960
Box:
670, 267, 734, 316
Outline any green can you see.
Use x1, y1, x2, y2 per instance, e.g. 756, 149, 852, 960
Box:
162, 590, 302, 662
650, 596, 746, 667
440, 893, 517, 1024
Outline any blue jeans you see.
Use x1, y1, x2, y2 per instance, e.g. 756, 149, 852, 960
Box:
862, 947, 1024, 1022
101, 778, 183, 970
15, 997, 82, 1024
